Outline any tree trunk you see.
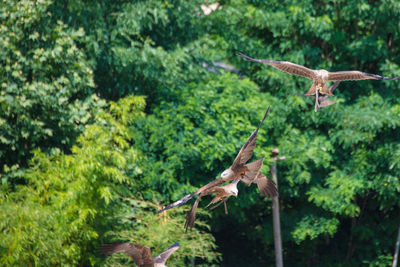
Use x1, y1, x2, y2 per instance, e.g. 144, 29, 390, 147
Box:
271, 149, 284, 267
393, 225, 400, 267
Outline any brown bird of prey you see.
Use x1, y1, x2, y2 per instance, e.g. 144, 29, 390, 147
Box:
205, 179, 240, 212
238, 53, 400, 111
185, 173, 278, 231
98, 241, 179, 267
158, 106, 276, 214
184, 179, 240, 232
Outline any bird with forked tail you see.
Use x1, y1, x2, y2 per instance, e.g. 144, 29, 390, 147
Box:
238, 53, 400, 112
184, 179, 240, 232
158, 106, 277, 222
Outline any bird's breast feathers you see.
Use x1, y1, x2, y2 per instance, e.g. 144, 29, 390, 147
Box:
315, 69, 329, 81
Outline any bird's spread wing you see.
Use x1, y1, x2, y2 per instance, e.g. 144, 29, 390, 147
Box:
154, 242, 180, 265
231, 106, 270, 169
98, 243, 154, 266
159, 105, 270, 214
327, 71, 400, 81
157, 177, 226, 213
238, 53, 317, 80
240, 157, 265, 186
158, 193, 194, 213
185, 197, 201, 232
254, 174, 278, 198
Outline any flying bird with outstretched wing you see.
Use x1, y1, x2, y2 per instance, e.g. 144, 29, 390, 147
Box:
184, 179, 240, 232
98, 241, 179, 267
185, 173, 278, 231
238, 53, 400, 111
158, 106, 275, 214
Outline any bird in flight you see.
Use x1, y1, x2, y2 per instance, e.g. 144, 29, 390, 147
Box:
158, 106, 276, 214
158, 107, 276, 220
98, 241, 179, 267
238, 53, 400, 111
185, 173, 278, 231
184, 179, 240, 232
205, 179, 240, 213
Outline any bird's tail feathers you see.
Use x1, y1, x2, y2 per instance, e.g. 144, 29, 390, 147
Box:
184, 197, 201, 232
255, 174, 278, 198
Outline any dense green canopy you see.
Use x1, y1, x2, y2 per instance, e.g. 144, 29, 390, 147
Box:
1, 0, 400, 266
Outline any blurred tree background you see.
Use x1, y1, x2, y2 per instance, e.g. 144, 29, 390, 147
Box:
1, 0, 400, 266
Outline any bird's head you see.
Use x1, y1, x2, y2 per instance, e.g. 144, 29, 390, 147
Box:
231, 188, 238, 197
221, 168, 234, 180
230, 179, 239, 197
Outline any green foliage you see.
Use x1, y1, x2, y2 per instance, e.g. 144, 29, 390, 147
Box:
132, 73, 278, 201
2, 0, 400, 266
292, 216, 339, 243
363, 254, 393, 267
0, 96, 219, 265
0, 0, 102, 186
308, 170, 363, 216
205, 1, 400, 265
48, 0, 214, 103
102, 199, 220, 266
